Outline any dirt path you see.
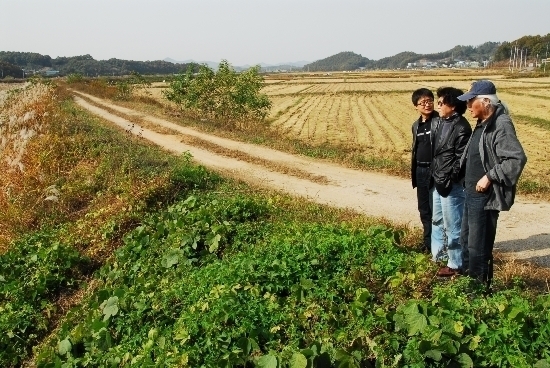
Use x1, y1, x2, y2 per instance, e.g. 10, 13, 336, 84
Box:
73, 91, 550, 267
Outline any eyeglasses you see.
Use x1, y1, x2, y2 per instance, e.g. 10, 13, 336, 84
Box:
417, 100, 434, 107
437, 101, 444, 106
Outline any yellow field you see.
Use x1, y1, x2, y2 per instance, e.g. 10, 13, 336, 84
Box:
265, 71, 550, 185
143, 71, 550, 185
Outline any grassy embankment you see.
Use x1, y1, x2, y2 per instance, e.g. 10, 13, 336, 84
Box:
2, 80, 550, 367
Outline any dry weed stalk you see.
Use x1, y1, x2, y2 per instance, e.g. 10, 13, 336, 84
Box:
0, 82, 57, 171
0, 82, 57, 248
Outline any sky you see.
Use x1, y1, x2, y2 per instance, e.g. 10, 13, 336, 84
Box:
2, 0, 550, 66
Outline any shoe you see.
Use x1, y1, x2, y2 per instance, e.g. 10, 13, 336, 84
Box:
437, 266, 459, 277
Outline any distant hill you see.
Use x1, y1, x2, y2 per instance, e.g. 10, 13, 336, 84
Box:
303, 42, 501, 71
0, 52, 193, 77
372, 42, 501, 69
303, 52, 372, 72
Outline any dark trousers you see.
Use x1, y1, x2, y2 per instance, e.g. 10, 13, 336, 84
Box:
416, 166, 432, 251
461, 189, 499, 288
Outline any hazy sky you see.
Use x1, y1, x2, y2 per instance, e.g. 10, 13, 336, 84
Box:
2, 0, 549, 65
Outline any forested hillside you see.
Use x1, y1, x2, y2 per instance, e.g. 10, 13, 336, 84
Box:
493, 33, 550, 62
303, 42, 501, 71
0, 52, 194, 76
0, 61, 22, 78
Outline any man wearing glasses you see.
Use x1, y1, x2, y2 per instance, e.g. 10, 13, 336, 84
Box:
457, 80, 527, 292
410, 88, 438, 254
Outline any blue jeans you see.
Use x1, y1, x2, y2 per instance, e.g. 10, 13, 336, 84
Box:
416, 166, 432, 251
461, 189, 499, 287
431, 183, 465, 269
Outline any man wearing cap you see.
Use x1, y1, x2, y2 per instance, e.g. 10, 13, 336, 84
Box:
457, 80, 527, 291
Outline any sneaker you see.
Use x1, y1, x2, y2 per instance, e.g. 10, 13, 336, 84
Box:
437, 266, 459, 277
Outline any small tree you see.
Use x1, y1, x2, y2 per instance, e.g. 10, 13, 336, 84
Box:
115, 71, 151, 100
164, 60, 271, 129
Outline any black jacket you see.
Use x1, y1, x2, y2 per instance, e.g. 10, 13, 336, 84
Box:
431, 113, 472, 197
411, 111, 439, 188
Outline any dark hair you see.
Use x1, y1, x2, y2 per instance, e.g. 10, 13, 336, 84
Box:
411, 88, 434, 106
436, 87, 467, 115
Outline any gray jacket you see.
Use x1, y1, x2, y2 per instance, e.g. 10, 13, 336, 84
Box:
459, 104, 527, 211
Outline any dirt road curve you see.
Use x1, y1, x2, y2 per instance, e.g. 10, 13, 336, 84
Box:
73, 91, 550, 267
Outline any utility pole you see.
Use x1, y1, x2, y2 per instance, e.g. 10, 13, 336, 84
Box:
519, 48, 523, 71
545, 43, 549, 73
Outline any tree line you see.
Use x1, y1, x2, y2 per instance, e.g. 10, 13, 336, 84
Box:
493, 34, 550, 63
0, 52, 193, 77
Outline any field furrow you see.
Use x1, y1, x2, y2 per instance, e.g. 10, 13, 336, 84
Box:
338, 96, 358, 145
270, 95, 314, 134
326, 96, 347, 145
371, 93, 412, 149
269, 95, 303, 119
499, 92, 550, 121
278, 94, 324, 137
309, 96, 335, 144
363, 97, 408, 151
291, 97, 321, 140
348, 96, 372, 146
357, 96, 388, 149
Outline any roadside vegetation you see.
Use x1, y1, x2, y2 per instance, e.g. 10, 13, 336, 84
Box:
1, 79, 550, 367
65, 68, 550, 200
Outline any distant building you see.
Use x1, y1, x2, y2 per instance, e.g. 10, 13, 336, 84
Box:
44, 70, 60, 76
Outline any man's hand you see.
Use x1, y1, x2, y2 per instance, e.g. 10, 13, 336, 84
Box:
476, 175, 492, 192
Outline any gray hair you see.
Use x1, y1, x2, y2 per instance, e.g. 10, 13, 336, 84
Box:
477, 94, 509, 114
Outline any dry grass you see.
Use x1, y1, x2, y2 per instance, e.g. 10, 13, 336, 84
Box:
494, 253, 550, 292
0, 82, 58, 249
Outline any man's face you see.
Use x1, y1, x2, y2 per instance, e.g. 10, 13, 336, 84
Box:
437, 98, 455, 119
415, 97, 434, 117
467, 97, 484, 119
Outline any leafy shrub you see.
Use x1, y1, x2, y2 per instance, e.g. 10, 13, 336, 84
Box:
164, 60, 271, 129
0, 231, 89, 366
66, 73, 83, 84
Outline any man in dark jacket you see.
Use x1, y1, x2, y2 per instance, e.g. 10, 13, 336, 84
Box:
410, 88, 438, 253
431, 87, 472, 277
458, 80, 527, 291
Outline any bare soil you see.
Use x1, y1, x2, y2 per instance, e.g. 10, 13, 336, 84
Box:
72, 91, 550, 267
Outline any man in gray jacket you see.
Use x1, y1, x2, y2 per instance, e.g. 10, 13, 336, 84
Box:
458, 80, 527, 291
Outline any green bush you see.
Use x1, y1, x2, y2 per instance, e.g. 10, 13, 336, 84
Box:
164, 61, 271, 129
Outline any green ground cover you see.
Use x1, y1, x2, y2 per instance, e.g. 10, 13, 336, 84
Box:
1, 82, 549, 367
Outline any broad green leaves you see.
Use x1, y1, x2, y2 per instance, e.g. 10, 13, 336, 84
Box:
257, 354, 278, 368
101, 296, 119, 321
